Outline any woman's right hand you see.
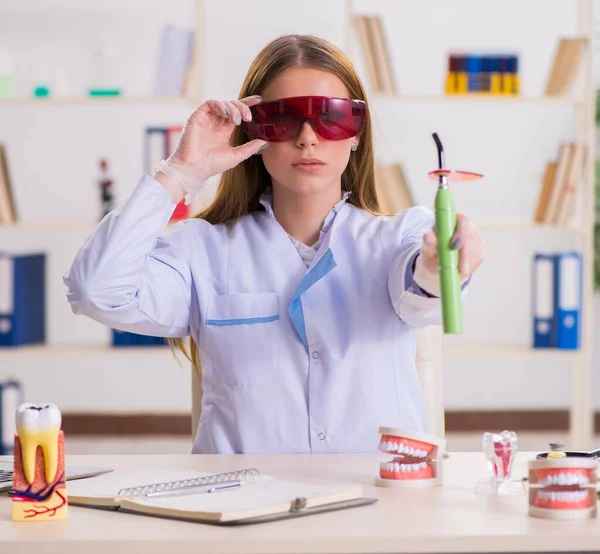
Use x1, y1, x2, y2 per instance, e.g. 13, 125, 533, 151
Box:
154, 95, 268, 204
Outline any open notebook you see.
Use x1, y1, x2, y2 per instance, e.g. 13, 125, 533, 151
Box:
66, 467, 376, 525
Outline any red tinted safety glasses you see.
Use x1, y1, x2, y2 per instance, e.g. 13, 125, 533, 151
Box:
242, 96, 366, 142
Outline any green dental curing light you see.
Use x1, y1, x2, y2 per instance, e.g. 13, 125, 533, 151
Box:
428, 133, 483, 334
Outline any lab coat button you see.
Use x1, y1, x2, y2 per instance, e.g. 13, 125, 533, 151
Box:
317, 432, 326, 440
311, 351, 319, 359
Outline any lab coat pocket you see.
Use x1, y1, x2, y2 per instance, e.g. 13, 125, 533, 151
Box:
205, 292, 279, 385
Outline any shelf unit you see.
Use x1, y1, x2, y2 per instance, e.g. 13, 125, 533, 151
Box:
346, 0, 596, 449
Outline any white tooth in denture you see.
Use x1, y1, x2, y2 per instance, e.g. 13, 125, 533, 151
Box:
538, 489, 589, 502
396, 444, 404, 453
558, 474, 567, 485
394, 462, 400, 471
16, 403, 61, 484
421, 462, 427, 469
400, 464, 407, 472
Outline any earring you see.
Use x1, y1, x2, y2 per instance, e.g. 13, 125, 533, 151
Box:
351, 143, 358, 151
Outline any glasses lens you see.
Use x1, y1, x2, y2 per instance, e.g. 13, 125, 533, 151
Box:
316, 98, 365, 140
244, 97, 365, 142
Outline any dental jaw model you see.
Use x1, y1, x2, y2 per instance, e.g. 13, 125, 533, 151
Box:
528, 457, 598, 520
375, 427, 446, 488
475, 430, 526, 496
12, 403, 68, 521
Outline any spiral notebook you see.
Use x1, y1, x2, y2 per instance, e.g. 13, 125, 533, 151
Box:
66, 467, 375, 525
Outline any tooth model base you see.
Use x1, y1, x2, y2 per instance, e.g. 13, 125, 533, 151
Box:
12, 430, 68, 522
375, 427, 446, 489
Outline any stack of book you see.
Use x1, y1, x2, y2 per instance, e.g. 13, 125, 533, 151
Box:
544, 38, 587, 96
0, 144, 16, 225
352, 15, 397, 95
445, 54, 519, 95
533, 143, 586, 226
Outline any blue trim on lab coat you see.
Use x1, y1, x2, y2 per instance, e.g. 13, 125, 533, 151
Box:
289, 249, 337, 347
206, 315, 279, 326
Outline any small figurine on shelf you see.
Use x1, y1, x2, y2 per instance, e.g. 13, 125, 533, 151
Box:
12, 403, 68, 521
97, 158, 115, 220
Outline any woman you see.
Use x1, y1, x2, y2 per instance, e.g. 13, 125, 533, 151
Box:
63, 34, 484, 454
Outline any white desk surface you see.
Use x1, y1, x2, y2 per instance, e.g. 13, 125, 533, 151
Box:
1, 451, 599, 554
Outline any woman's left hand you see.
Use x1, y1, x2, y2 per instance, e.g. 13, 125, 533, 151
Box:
419, 214, 485, 281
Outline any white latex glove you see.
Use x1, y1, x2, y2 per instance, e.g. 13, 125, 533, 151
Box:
155, 96, 269, 204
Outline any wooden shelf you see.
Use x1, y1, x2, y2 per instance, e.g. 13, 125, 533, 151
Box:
475, 220, 586, 232
443, 341, 582, 360
0, 221, 179, 232
0, 96, 195, 106
0, 343, 176, 357
0, 219, 585, 234
369, 94, 587, 106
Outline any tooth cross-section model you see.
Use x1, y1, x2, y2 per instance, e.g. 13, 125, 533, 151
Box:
12, 403, 68, 521
375, 427, 446, 488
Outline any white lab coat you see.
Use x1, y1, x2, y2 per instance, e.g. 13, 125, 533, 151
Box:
63, 174, 464, 454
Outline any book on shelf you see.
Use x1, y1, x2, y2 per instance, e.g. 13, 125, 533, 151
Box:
112, 329, 167, 347
0, 143, 16, 225
153, 24, 194, 98
65, 466, 372, 525
0, 380, 23, 455
352, 15, 397, 95
374, 162, 414, 214
0, 253, 46, 347
533, 142, 586, 226
544, 38, 587, 96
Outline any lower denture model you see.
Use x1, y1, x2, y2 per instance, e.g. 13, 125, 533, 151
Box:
11, 403, 68, 522
375, 427, 446, 488
528, 457, 598, 520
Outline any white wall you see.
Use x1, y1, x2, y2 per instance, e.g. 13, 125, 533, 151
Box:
0, 0, 597, 414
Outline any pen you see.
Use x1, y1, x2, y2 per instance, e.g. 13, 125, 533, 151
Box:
145, 479, 242, 499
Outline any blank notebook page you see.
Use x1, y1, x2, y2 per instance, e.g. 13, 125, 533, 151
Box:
126, 476, 362, 513
66, 469, 210, 498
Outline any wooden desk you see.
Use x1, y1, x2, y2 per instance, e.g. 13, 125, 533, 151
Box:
1, 452, 599, 554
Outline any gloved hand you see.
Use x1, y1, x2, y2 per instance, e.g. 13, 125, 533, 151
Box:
155, 95, 269, 204
415, 213, 484, 295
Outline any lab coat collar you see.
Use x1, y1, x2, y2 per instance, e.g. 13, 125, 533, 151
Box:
258, 188, 352, 271
258, 188, 351, 246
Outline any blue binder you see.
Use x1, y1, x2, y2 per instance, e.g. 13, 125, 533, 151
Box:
532, 253, 556, 348
554, 252, 582, 350
0, 380, 23, 455
112, 329, 166, 347
0, 253, 46, 346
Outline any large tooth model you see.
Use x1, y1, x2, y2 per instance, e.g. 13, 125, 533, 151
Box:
12, 403, 68, 521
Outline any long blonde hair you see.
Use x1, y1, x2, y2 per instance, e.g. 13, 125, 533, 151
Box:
168, 34, 380, 374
